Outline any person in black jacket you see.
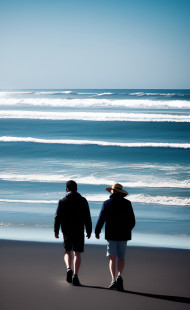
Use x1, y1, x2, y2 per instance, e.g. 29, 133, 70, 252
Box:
95, 183, 135, 291
54, 180, 92, 286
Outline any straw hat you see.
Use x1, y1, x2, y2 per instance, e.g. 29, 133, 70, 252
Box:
106, 183, 128, 195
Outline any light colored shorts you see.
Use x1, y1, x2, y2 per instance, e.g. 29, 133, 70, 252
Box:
106, 240, 127, 259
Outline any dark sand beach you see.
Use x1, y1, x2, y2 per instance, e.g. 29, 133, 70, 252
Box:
0, 240, 190, 310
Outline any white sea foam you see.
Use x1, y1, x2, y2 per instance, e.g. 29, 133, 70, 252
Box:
0, 173, 190, 189
129, 92, 180, 97
96, 92, 114, 96
0, 194, 189, 206
85, 194, 190, 206
0, 91, 34, 96
0, 91, 73, 96
129, 194, 190, 206
0, 199, 57, 204
0, 110, 189, 122
0, 136, 190, 149
0, 98, 190, 109
34, 91, 73, 95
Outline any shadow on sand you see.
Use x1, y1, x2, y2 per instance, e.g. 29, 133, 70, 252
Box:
81, 285, 190, 304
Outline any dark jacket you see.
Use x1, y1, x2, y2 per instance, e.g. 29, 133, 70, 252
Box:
95, 193, 135, 241
54, 191, 92, 237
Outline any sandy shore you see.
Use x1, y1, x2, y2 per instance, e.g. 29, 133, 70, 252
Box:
0, 240, 190, 310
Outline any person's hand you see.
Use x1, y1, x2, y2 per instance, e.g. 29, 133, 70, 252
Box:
95, 234, 100, 239
86, 233, 91, 239
55, 232, 59, 239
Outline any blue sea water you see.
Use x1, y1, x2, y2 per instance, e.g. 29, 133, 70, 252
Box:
0, 89, 190, 249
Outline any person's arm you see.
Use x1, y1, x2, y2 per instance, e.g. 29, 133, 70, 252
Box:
95, 201, 107, 239
55, 232, 59, 239
54, 200, 61, 238
84, 199, 92, 238
128, 201, 136, 230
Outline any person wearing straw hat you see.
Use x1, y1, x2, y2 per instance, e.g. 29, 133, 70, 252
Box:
95, 183, 135, 291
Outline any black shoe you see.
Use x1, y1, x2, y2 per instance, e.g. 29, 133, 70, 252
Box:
66, 268, 73, 283
116, 276, 124, 291
108, 280, 117, 290
72, 275, 81, 286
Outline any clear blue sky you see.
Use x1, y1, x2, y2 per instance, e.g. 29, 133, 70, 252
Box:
0, 0, 189, 89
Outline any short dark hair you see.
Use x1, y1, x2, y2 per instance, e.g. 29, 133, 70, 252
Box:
66, 180, 77, 192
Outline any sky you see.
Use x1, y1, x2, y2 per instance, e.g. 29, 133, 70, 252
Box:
0, 0, 190, 89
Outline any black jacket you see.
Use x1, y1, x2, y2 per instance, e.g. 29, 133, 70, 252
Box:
95, 193, 135, 241
54, 191, 92, 237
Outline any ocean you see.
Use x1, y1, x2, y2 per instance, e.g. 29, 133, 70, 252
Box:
0, 89, 190, 249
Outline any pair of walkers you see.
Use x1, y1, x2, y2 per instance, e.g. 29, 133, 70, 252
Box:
54, 180, 135, 291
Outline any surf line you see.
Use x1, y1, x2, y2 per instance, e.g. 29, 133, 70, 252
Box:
0, 136, 190, 149
0, 110, 190, 122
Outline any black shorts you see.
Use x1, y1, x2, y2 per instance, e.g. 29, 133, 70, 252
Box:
63, 234, 84, 252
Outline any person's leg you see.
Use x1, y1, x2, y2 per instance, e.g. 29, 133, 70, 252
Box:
63, 235, 72, 269
71, 234, 84, 286
116, 241, 127, 291
117, 258, 125, 276
109, 255, 116, 281
64, 250, 73, 283
73, 251, 81, 275
106, 240, 118, 288
72, 251, 82, 286
117, 241, 127, 276
64, 250, 72, 269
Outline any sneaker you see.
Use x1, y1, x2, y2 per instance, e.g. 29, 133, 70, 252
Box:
116, 276, 124, 291
66, 268, 73, 283
108, 280, 117, 290
72, 274, 81, 286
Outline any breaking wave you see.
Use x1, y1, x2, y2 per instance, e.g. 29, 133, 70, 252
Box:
0, 173, 190, 189
0, 194, 190, 206
129, 194, 190, 206
0, 98, 190, 109
0, 110, 189, 122
0, 136, 190, 149
0, 90, 190, 99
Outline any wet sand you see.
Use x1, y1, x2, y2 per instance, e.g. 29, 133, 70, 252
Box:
0, 240, 190, 310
